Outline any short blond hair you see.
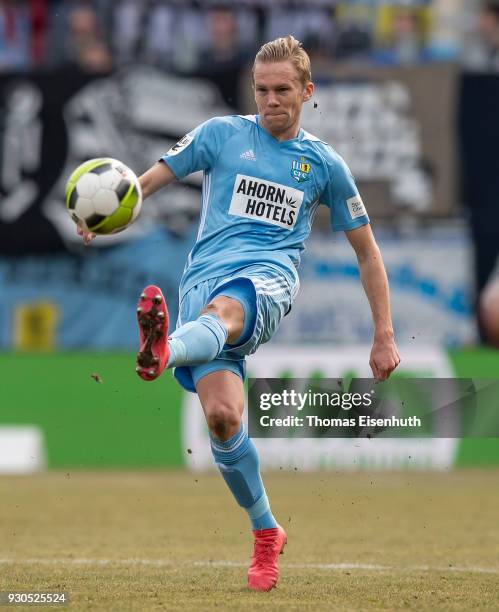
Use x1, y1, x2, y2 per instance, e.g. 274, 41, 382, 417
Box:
253, 35, 312, 86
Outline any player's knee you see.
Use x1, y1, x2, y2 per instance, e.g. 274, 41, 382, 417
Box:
205, 403, 241, 440
201, 298, 244, 344
201, 300, 225, 318
202, 297, 242, 325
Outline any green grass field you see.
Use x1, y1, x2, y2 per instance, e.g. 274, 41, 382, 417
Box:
1, 470, 498, 611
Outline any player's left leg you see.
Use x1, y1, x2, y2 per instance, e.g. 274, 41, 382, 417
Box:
196, 369, 287, 592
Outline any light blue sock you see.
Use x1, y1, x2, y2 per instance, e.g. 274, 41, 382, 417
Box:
167, 314, 228, 368
210, 424, 277, 530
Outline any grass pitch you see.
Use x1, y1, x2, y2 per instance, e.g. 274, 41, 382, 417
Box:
1, 470, 498, 611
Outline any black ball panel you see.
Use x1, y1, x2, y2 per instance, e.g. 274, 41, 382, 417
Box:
89, 163, 113, 175
86, 213, 107, 230
115, 178, 131, 201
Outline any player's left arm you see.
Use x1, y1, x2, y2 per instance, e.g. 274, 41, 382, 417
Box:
346, 224, 401, 380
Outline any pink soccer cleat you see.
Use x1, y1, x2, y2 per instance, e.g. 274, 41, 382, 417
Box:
135, 285, 170, 381
247, 525, 287, 592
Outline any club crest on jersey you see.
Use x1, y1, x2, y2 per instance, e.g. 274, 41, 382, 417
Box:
291, 157, 311, 183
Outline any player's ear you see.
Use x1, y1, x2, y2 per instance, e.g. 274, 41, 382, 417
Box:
303, 81, 314, 102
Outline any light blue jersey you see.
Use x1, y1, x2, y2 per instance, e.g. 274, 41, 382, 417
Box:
162, 114, 369, 299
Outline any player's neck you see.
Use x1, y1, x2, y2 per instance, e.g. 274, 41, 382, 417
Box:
259, 118, 301, 142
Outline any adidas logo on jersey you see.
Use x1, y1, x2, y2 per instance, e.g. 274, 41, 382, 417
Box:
240, 149, 256, 161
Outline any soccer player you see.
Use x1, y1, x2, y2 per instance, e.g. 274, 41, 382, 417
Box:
79, 35, 400, 591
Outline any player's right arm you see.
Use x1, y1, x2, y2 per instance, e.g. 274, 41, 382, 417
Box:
79, 117, 226, 244
78, 160, 176, 244
139, 115, 223, 200
139, 160, 176, 199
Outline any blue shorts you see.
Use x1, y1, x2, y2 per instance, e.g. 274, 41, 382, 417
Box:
174, 264, 299, 392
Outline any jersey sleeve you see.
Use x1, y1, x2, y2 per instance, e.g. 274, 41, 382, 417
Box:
320, 150, 370, 232
160, 117, 227, 179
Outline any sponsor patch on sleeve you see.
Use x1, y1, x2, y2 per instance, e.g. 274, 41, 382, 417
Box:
167, 134, 193, 156
346, 195, 366, 219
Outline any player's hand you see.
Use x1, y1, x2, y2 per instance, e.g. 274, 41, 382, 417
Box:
369, 337, 400, 381
76, 222, 96, 246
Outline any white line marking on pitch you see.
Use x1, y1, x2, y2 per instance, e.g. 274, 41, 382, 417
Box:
0, 559, 497, 575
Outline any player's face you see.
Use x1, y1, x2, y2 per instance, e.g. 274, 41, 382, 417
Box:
253, 61, 314, 141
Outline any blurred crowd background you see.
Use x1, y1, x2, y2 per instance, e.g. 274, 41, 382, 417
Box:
1, 0, 499, 75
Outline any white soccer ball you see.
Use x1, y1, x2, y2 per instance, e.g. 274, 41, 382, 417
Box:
65, 158, 142, 234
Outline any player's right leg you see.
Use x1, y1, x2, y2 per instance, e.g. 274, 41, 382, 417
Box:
135, 284, 244, 381
136, 285, 170, 380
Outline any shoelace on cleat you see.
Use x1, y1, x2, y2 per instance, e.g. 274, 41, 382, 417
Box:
252, 540, 277, 567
